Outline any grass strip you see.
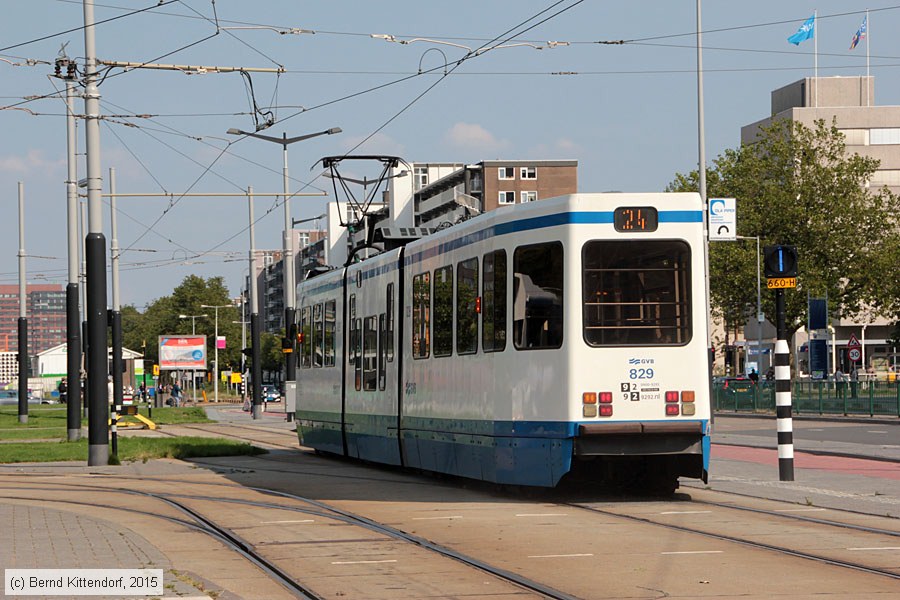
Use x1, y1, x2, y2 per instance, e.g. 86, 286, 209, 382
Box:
0, 436, 265, 463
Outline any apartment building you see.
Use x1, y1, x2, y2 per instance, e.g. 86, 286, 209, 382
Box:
0, 284, 66, 356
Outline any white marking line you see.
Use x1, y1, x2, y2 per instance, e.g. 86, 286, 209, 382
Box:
659, 510, 711, 515
848, 547, 900, 551
331, 559, 398, 565
528, 553, 594, 558
661, 550, 724, 555
773, 508, 827, 513
515, 513, 568, 517
260, 520, 314, 524
867, 430, 888, 434
411, 516, 462, 520
808, 428, 824, 431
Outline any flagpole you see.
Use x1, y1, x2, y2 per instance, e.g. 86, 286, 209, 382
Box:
866, 8, 870, 106
814, 9, 818, 108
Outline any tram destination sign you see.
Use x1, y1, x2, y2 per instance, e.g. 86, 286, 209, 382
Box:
766, 277, 797, 289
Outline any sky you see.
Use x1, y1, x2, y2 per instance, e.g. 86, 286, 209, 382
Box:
0, 1, 894, 310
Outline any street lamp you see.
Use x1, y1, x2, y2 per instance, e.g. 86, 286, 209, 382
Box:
226, 125, 341, 389
200, 304, 231, 403
178, 313, 207, 404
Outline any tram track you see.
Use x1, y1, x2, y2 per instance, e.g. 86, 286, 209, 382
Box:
0, 476, 579, 600
566, 499, 900, 582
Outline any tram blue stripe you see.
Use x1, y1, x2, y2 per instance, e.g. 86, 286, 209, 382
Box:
405, 209, 702, 266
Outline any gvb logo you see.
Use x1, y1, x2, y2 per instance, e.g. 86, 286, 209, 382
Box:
628, 358, 655, 365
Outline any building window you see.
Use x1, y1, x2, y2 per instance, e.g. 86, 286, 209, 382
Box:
870, 128, 900, 145
520, 166, 536, 179
870, 170, 900, 186
414, 166, 429, 190
499, 191, 516, 205
521, 191, 537, 203
498, 167, 515, 180
840, 129, 869, 146
298, 233, 310, 248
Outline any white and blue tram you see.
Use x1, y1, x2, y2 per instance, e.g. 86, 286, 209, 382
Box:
295, 193, 711, 490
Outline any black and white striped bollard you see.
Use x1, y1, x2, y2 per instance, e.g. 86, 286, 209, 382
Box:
775, 338, 794, 481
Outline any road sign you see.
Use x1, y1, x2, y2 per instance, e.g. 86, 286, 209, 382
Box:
766, 277, 797, 289
847, 333, 862, 362
708, 197, 736, 241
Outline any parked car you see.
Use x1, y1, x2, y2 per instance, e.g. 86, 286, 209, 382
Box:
261, 385, 281, 403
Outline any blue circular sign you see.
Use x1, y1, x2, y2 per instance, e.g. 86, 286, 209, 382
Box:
192, 350, 203, 360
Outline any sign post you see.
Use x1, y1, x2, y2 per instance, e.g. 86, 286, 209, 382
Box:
763, 244, 799, 482
708, 197, 736, 240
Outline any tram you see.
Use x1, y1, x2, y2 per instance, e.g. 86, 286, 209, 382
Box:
295, 193, 711, 491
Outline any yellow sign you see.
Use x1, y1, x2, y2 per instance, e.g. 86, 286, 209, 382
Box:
767, 277, 797, 289
153, 364, 160, 376
230, 373, 242, 384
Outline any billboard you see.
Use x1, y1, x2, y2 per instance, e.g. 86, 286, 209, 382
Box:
158, 335, 207, 370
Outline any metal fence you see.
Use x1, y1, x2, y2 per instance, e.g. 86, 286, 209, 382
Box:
713, 379, 900, 417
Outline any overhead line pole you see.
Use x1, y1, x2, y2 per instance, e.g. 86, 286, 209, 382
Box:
109, 167, 123, 457
62, 58, 82, 442
83, 0, 109, 466
17, 182, 28, 425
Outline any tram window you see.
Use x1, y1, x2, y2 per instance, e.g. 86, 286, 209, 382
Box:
513, 243, 563, 350
412, 273, 430, 359
300, 306, 311, 368
456, 258, 478, 355
482, 250, 507, 352
324, 300, 336, 367
386, 283, 394, 362
363, 316, 378, 391
312, 303, 324, 367
434, 266, 453, 357
582, 240, 692, 346
378, 313, 386, 390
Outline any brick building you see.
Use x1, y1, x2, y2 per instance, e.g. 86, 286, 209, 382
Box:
0, 284, 66, 356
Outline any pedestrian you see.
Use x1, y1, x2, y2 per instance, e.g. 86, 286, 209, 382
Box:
172, 382, 181, 407
765, 367, 775, 382
834, 368, 845, 399
748, 368, 759, 384
850, 366, 859, 399
107, 376, 114, 405
58, 378, 67, 404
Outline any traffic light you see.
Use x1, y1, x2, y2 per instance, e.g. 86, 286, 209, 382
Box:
763, 245, 798, 278
241, 347, 253, 357
281, 337, 292, 353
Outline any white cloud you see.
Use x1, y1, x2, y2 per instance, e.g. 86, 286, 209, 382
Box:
0, 149, 63, 174
444, 122, 510, 154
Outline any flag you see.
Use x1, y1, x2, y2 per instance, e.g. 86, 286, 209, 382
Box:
788, 14, 815, 45
849, 15, 867, 50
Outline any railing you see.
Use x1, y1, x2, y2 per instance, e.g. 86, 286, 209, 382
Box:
713, 379, 900, 417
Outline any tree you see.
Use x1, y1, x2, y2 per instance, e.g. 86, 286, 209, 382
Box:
668, 118, 900, 339
121, 275, 242, 374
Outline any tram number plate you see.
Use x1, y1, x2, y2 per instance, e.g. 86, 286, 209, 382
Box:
766, 277, 796, 289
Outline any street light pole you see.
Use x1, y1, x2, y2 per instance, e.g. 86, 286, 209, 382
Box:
200, 304, 231, 403
226, 126, 341, 389
178, 314, 207, 404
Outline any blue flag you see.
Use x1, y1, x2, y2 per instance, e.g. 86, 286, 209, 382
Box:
788, 14, 815, 45
850, 16, 866, 50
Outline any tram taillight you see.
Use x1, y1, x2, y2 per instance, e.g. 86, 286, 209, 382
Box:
665, 391, 679, 403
